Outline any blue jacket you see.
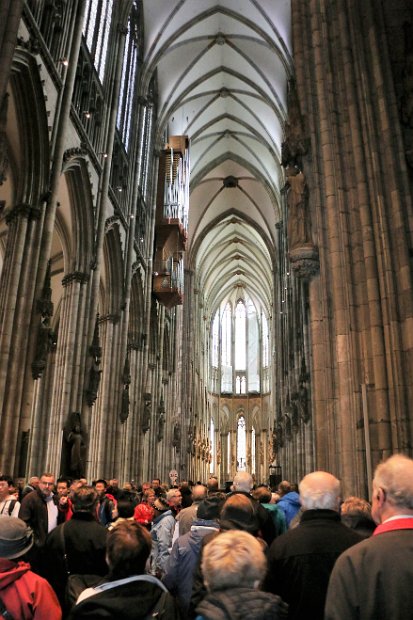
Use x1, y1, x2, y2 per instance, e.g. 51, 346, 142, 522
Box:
276, 492, 301, 527
150, 510, 175, 578
163, 519, 219, 612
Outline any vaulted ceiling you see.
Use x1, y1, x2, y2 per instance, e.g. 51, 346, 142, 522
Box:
141, 0, 292, 317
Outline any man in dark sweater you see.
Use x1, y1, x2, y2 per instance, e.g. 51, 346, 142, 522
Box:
263, 471, 362, 620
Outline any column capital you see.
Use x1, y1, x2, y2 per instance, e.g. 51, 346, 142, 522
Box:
6, 203, 41, 224
62, 271, 90, 287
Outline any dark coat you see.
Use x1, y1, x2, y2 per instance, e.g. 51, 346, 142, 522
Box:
325, 522, 413, 619
68, 578, 181, 619
195, 587, 288, 620
19, 489, 66, 546
43, 511, 108, 608
263, 509, 363, 620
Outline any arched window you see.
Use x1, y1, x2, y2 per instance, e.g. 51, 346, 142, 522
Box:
221, 303, 232, 392
211, 311, 219, 368
251, 426, 256, 474
262, 314, 269, 367
83, 0, 113, 83
235, 300, 246, 370
237, 415, 246, 471
116, 4, 140, 150
210, 418, 215, 473
211, 295, 262, 394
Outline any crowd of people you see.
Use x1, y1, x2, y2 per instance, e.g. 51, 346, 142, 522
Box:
0, 453, 413, 619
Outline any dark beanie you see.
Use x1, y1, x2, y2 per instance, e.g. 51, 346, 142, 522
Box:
197, 496, 224, 520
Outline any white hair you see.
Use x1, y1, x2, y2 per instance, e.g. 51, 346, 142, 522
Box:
374, 454, 413, 509
233, 471, 253, 492
299, 471, 341, 511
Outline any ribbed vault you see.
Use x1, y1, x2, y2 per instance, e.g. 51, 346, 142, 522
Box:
142, 0, 292, 318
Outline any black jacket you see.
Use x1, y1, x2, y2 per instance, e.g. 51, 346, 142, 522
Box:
196, 587, 288, 620
263, 509, 363, 620
68, 578, 181, 619
43, 511, 108, 607
18, 489, 66, 546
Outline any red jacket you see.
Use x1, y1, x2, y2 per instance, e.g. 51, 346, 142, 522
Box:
0, 558, 61, 619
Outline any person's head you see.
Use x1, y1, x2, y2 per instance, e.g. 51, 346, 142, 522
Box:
106, 521, 152, 579
93, 479, 107, 497
197, 495, 225, 521
202, 530, 267, 592
166, 488, 182, 509
371, 454, 413, 524
277, 480, 291, 496
207, 477, 219, 493
142, 482, 151, 493
219, 493, 259, 534
116, 500, 135, 519
232, 471, 253, 493
152, 497, 169, 515
0, 517, 34, 560
0, 476, 13, 501
109, 479, 119, 490
252, 486, 272, 504
56, 477, 70, 497
151, 478, 161, 489
143, 489, 156, 506
28, 476, 40, 489
192, 484, 207, 503
38, 473, 55, 498
72, 486, 98, 513
299, 471, 341, 512
340, 496, 372, 517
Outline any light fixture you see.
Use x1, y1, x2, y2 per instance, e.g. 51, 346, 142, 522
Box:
84, 111, 91, 119
59, 58, 69, 66
98, 152, 108, 158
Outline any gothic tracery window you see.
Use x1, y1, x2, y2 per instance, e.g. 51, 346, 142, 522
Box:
116, 3, 140, 150
210, 295, 263, 394
237, 415, 246, 471
83, 0, 113, 83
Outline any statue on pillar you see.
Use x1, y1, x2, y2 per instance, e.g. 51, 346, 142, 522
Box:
285, 165, 311, 250
63, 411, 85, 478
142, 394, 151, 433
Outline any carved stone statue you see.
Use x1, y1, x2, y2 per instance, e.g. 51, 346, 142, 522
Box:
172, 422, 181, 452
157, 412, 165, 442
142, 394, 151, 433
86, 359, 102, 406
64, 411, 85, 478
298, 383, 310, 423
120, 385, 129, 423
285, 165, 312, 250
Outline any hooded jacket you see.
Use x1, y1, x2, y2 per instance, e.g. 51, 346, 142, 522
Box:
276, 492, 301, 527
163, 519, 219, 612
68, 575, 180, 619
0, 558, 61, 619
150, 509, 176, 577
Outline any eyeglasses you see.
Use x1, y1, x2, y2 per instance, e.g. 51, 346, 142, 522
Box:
40, 481, 54, 486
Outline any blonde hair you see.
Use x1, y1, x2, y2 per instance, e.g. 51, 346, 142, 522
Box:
201, 530, 267, 591
341, 496, 371, 516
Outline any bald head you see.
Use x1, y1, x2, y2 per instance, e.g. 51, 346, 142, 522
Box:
299, 471, 341, 511
373, 454, 413, 511
233, 471, 253, 493
192, 484, 207, 502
